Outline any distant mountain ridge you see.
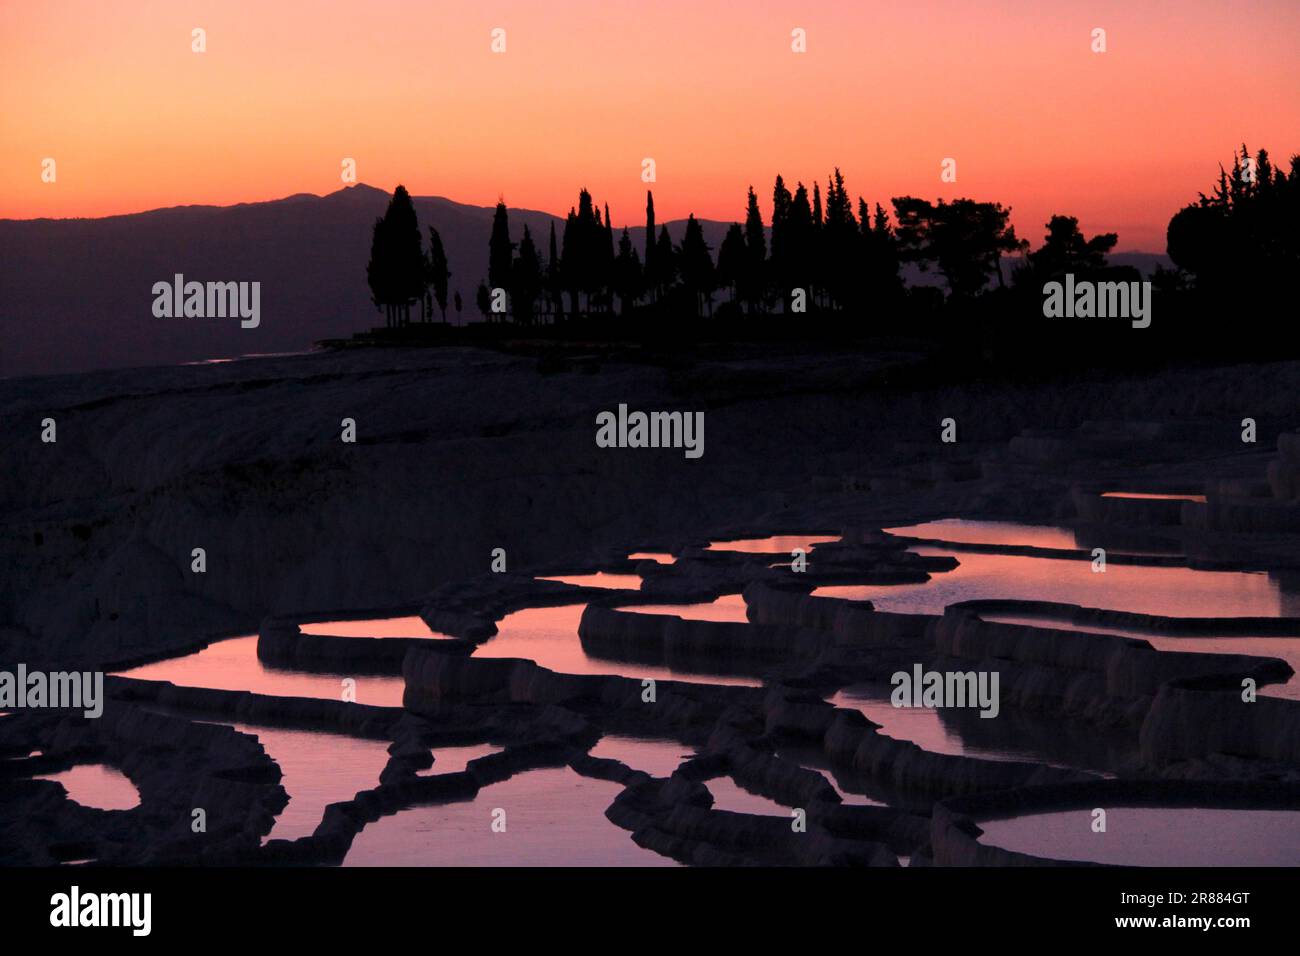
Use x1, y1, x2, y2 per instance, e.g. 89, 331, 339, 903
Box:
0, 185, 1171, 379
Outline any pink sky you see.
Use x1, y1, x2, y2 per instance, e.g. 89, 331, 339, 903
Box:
2, 0, 1298, 250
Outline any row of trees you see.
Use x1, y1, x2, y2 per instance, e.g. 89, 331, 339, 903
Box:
373, 154, 1296, 326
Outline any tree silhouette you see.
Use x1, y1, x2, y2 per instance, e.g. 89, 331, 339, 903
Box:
1013, 215, 1117, 288
511, 225, 543, 326
742, 186, 767, 314
426, 225, 450, 322
488, 201, 514, 303
613, 227, 643, 316
716, 223, 746, 304
1168, 145, 1299, 294
366, 185, 425, 327
475, 281, 491, 323
546, 221, 563, 323
644, 191, 656, 303
679, 215, 715, 317
894, 196, 1025, 298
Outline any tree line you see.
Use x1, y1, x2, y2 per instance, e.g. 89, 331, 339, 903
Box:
365, 148, 1298, 329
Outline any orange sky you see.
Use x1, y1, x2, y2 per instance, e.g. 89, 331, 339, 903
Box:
2, 0, 1297, 250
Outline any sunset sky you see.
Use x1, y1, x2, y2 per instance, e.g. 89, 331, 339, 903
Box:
2, 0, 1297, 250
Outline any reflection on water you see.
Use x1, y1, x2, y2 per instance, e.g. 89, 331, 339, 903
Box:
343, 766, 675, 866
984, 615, 1300, 699
1101, 491, 1207, 502
232, 724, 392, 842
36, 764, 140, 811
475, 604, 762, 687
887, 519, 1081, 550
539, 572, 643, 590
814, 549, 1283, 618
707, 535, 839, 554
628, 552, 676, 564
115, 635, 405, 707
614, 593, 750, 623
977, 807, 1300, 866
418, 743, 502, 777
589, 735, 693, 778
299, 616, 449, 638
706, 776, 792, 815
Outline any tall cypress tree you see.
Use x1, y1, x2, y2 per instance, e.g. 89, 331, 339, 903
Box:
644, 191, 656, 302
547, 221, 563, 323
742, 186, 767, 314
488, 200, 513, 297
771, 175, 793, 311
426, 225, 450, 322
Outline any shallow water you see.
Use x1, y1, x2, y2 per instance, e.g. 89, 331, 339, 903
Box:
628, 552, 676, 564
418, 743, 503, 777
343, 766, 675, 866
538, 572, 643, 590
815, 548, 1283, 618
977, 807, 1300, 866
1101, 491, 1207, 502
613, 593, 750, 623
115, 635, 406, 707
706, 776, 794, 815
588, 735, 693, 778
886, 519, 1081, 551
474, 603, 762, 687
983, 614, 1300, 699
36, 764, 140, 811
707, 535, 839, 554
232, 724, 393, 842
298, 616, 449, 638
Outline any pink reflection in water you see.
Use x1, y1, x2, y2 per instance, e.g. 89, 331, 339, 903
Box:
474, 604, 762, 687
977, 807, 1300, 866
115, 635, 406, 707
299, 616, 448, 638
886, 519, 1080, 550
814, 549, 1282, 619
417, 743, 502, 776
984, 615, 1300, 700
230, 724, 393, 843
589, 735, 693, 778
706, 776, 792, 815
36, 764, 140, 811
538, 572, 642, 590
344, 766, 676, 866
614, 593, 750, 623
707, 535, 839, 553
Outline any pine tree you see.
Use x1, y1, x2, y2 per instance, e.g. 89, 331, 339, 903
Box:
644, 191, 656, 302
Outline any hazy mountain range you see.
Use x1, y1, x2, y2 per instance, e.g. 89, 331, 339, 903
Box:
0, 184, 1171, 379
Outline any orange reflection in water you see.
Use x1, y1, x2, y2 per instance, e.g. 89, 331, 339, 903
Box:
474, 603, 761, 687
115, 635, 406, 707
814, 549, 1282, 619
